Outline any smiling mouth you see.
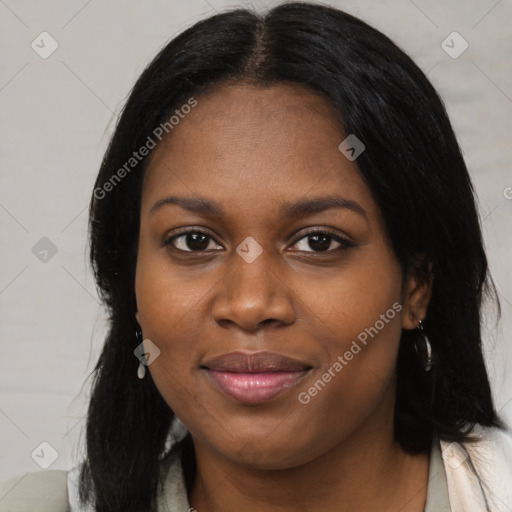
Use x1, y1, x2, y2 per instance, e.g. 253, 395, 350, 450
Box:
200, 351, 313, 404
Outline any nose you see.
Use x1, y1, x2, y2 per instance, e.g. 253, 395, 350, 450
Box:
212, 245, 296, 332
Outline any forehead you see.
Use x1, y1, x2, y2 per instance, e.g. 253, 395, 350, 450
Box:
141, 83, 377, 223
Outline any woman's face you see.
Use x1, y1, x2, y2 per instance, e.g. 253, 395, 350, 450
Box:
135, 83, 424, 469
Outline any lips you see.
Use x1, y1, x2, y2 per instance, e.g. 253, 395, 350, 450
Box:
201, 351, 312, 404
201, 351, 312, 373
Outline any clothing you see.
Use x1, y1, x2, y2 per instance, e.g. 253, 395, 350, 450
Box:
1, 425, 511, 511
424, 432, 451, 511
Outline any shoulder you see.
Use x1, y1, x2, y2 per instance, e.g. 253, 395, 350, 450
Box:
0, 468, 70, 512
441, 424, 512, 512
462, 423, 512, 467
0, 451, 189, 512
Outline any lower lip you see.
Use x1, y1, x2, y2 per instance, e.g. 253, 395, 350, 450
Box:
204, 369, 310, 404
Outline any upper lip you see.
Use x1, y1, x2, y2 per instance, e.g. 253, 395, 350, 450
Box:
201, 351, 312, 373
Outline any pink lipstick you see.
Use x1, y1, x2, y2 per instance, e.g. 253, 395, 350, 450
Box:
201, 351, 312, 404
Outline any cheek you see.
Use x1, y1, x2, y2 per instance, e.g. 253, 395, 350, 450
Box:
135, 234, 212, 335
135, 279, 200, 381
291, 247, 403, 427
297, 309, 402, 409
135, 242, 221, 421
289, 306, 402, 465
299, 241, 403, 357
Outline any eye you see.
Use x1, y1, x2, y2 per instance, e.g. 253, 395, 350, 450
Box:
165, 230, 223, 252
289, 229, 355, 253
164, 228, 355, 254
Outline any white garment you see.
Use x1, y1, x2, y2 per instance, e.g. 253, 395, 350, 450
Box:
440, 425, 512, 512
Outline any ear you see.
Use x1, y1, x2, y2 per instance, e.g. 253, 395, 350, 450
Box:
135, 311, 140, 325
401, 254, 433, 330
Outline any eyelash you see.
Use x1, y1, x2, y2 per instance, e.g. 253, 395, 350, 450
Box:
164, 228, 355, 254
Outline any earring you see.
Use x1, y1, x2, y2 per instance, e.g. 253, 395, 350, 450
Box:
135, 328, 146, 379
414, 320, 433, 372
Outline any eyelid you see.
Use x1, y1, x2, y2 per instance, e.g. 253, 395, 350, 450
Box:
289, 227, 355, 252
290, 226, 352, 243
164, 227, 223, 251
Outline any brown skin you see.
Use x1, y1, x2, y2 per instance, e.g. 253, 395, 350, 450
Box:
135, 83, 432, 511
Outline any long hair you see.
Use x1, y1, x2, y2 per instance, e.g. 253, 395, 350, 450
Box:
79, 3, 505, 510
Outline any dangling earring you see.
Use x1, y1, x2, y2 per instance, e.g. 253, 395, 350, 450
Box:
414, 319, 433, 372
135, 328, 146, 379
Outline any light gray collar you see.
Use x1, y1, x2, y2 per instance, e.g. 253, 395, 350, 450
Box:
424, 434, 452, 511
157, 449, 191, 511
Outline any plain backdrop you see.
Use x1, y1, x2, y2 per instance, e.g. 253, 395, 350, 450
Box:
1, 0, 511, 480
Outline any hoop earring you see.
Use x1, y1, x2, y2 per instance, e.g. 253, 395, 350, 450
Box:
414, 320, 433, 372
135, 328, 146, 379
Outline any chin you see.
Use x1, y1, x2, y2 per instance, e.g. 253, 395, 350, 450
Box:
208, 433, 316, 470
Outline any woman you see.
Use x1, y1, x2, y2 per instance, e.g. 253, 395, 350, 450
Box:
1, 2, 511, 511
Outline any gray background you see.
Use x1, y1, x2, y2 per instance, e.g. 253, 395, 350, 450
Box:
1, 0, 511, 480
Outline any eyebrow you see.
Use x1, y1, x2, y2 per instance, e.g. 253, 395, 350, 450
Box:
149, 195, 367, 219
